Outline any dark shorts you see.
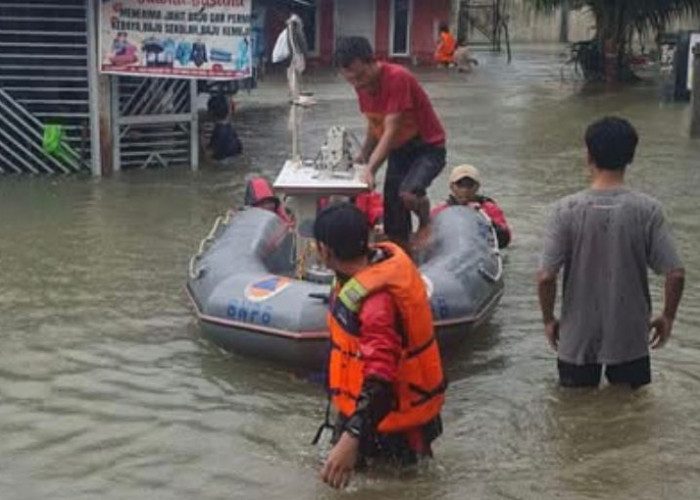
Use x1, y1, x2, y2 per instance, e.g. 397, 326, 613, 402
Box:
384, 138, 446, 243
557, 356, 651, 389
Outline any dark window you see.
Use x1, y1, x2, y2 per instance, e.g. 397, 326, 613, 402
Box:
392, 0, 410, 54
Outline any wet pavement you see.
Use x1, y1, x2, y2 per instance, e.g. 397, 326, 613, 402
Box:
1, 46, 699, 499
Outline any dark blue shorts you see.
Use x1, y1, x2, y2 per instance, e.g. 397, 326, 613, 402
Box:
384, 138, 446, 243
557, 356, 651, 389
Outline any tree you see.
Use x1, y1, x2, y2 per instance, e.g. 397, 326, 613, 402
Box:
530, 0, 700, 82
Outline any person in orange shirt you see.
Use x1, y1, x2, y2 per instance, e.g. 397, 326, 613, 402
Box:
435, 23, 456, 67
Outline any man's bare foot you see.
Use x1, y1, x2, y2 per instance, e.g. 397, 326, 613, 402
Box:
410, 225, 432, 252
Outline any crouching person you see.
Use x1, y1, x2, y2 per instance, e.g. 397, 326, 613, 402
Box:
314, 203, 445, 489
433, 165, 512, 248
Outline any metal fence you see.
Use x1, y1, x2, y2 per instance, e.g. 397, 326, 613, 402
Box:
112, 76, 196, 171
0, 0, 93, 174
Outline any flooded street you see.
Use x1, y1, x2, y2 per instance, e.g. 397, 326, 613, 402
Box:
1, 47, 699, 499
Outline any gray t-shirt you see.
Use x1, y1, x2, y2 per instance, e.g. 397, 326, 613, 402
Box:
540, 188, 682, 365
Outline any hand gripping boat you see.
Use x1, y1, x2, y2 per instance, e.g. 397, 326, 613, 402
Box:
185, 15, 503, 370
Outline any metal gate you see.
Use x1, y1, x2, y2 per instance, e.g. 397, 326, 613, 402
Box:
111, 76, 198, 171
458, 0, 509, 51
0, 0, 98, 174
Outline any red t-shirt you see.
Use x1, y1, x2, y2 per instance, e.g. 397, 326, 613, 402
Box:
356, 63, 446, 149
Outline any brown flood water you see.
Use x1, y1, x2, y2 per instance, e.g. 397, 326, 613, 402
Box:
0, 47, 699, 499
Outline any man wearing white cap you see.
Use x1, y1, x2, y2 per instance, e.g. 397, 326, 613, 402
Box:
432, 165, 511, 248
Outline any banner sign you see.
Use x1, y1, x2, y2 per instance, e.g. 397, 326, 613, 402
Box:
99, 0, 252, 80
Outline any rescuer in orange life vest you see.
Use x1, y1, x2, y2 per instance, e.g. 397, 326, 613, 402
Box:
313, 202, 446, 489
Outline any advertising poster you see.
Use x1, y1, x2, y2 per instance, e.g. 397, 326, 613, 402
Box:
100, 0, 252, 80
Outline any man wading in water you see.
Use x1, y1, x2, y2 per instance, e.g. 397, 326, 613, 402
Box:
314, 203, 445, 489
335, 36, 447, 252
538, 117, 685, 389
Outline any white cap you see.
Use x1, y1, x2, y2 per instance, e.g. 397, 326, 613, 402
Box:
449, 164, 481, 184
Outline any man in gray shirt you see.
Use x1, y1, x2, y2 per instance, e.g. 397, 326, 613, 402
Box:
538, 117, 685, 389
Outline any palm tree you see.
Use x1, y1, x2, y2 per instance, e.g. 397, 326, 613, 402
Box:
529, 0, 700, 82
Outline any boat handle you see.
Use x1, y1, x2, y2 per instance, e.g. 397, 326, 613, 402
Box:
308, 293, 330, 304
479, 255, 503, 283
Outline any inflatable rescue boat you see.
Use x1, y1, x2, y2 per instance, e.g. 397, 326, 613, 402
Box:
186, 14, 503, 370
185, 183, 503, 370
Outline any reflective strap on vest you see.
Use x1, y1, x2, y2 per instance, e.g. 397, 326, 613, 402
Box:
331, 278, 371, 337
337, 278, 369, 312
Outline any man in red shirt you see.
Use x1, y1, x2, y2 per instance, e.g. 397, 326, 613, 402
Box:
335, 37, 447, 250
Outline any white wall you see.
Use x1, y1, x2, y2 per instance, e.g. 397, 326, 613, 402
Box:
505, 0, 593, 43
505, 0, 699, 44
452, 0, 700, 44
667, 15, 700, 32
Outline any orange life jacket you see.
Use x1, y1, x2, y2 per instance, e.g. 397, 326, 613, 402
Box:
327, 242, 445, 433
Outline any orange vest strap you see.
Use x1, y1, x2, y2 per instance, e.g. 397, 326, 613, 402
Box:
406, 336, 436, 359
330, 340, 362, 360
408, 380, 447, 407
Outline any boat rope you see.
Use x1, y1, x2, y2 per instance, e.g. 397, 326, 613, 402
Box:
476, 207, 503, 283
188, 210, 234, 280
295, 239, 316, 280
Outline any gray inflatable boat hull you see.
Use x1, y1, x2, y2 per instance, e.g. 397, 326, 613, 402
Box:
186, 206, 504, 370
